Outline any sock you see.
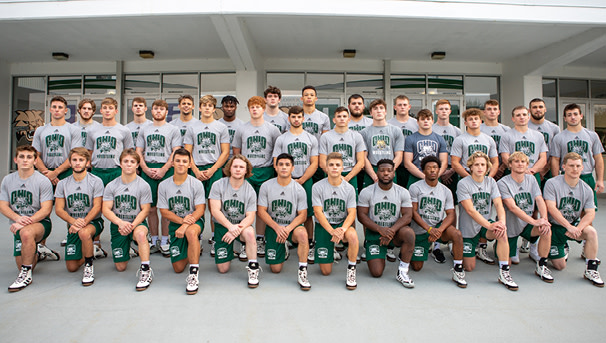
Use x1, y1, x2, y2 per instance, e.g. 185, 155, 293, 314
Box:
85, 256, 94, 266
190, 264, 199, 274
479, 243, 487, 249
587, 260, 599, 271
453, 259, 463, 267
256, 235, 264, 240
499, 261, 508, 269
151, 236, 158, 245
399, 260, 409, 273
161, 235, 169, 245
22, 264, 32, 270
299, 262, 307, 269
454, 263, 463, 272
140, 262, 150, 271
539, 257, 547, 266
93, 240, 100, 245
348, 260, 356, 266
248, 261, 259, 269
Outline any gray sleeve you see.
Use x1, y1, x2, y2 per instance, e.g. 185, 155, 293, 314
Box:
318, 135, 328, 155
139, 181, 152, 205
171, 126, 183, 148
394, 128, 405, 152
346, 184, 357, 209
550, 135, 562, 158
39, 177, 54, 203
71, 125, 84, 148
54, 179, 66, 199
93, 177, 104, 198
357, 187, 371, 207
310, 136, 319, 156
451, 137, 463, 158
456, 178, 472, 202
311, 183, 322, 207
497, 179, 512, 200
296, 184, 307, 211
183, 127, 194, 145
272, 136, 284, 158
355, 132, 367, 152
136, 128, 145, 149
193, 179, 206, 206
444, 186, 454, 210
400, 188, 412, 208
489, 178, 501, 199
32, 127, 42, 152
488, 139, 498, 158
590, 131, 605, 155
103, 182, 115, 202
156, 181, 168, 209
438, 135, 448, 153
0, 177, 8, 202
124, 128, 135, 149
408, 183, 419, 203
543, 179, 556, 202
85, 131, 94, 151
499, 134, 511, 154
257, 182, 269, 207
244, 183, 257, 213
219, 127, 230, 144
232, 127, 243, 149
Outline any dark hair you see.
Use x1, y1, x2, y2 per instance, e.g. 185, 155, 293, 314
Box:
221, 95, 239, 105
335, 106, 349, 115
289, 106, 304, 116
302, 85, 317, 96
50, 96, 68, 107
264, 86, 282, 99
376, 159, 394, 168
172, 148, 191, 161
421, 155, 441, 171
178, 94, 194, 104
564, 103, 582, 115
348, 94, 364, 104
276, 153, 294, 165
529, 98, 545, 107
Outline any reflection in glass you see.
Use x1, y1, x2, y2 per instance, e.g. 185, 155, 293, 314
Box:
124, 74, 160, 94
48, 76, 82, 95
84, 75, 116, 95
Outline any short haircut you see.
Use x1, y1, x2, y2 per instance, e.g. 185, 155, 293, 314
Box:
376, 159, 395, 169
288, 106, 303, 116
348, 94, 364, 104
335, 106, 349, 115
223, 154, 253, 178
50, 96, 68, 107
172, 147, 191, 161
435, 99, 451, 108
264, 86, 282, 99
562, 152, 582, 165
15, 145, 37, 158
69, 147, 91, 162
485, 99, 499, 107
178, 94, 194, 104
276, 153, 294, 165
508, 151, 529, 165
511, 105, 528, 116
529, 98, 545, 108
421, 155, 441, 171
101, 97, 118, 108
467, 151, 491, 173
369, 99, 387, 112
416, 109, 433, 120
394, 95, 410, 104
119, 148, 140, 164
200, 95, 217, 108
132, 97, 147, 105
302, 85, 317, 96
152, 99, 168, 109
462, 108, 483, 121
78, 98, 96, 113
326, 152, 343, 162
247, 96, 266, 108
564, 103, 582, 115
221, 95, 239, 105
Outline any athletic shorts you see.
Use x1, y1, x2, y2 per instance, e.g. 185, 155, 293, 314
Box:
265, 225, 298, 265
169, 219, 204, 263
13, 217, 52, 257
412, 229, 447, 262
248, 167, 275, 195
364, 227, 396, 261
91, 167, 121, 187
65, 217, 104, 261
549, 223, 583, 259
314, 221, 344, 264
395, 165, 408, 190
494, 224, 538, 260
140, 163, 174, 207
110, 220, 148, 263
580, 174, 597, 211
193, 164, 222, 198
214, 222, 243, 264
295, 178, 313, 217
463, 227, 491, 258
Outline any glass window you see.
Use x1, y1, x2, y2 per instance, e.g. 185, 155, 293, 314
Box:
428, 75, 463, 95
84, 75, 116, 95
307, 73, 344, 93
346, 73, 384, 99
48, 76, 81, 95
163, 73, 198, 94
200, 73, 236, 94
593, 103, 606, 152
266, 73, 305, 96
591, 80, 606, 99
542, 79, 558, 124
560, 79, 588, 98
11, 77, 46, 169
124, 74, 160, 94
125, 97, 154, 124
465, 76, 498, 109
390, 74, 426, 95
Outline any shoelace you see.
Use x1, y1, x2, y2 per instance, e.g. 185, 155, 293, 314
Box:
299, 269, 309, 283
83, 266, 93, 278
347, 268, 356, 283
15, 268, 29, 283
186, 274, 198, 286
501, 270, 514, 283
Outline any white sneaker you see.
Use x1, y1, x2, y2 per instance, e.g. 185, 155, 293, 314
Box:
82, 264, 94, 286
159, 242, 170, 257
284, 243, 290, 261
346, 266, 357, 290
519, 238, 530, 253
149, 241, 160, 254
498, 266, 518, 291
298, 266, 311, 291
210, 239, 216, 257
60, 238, 67, 247
511, 247, 520, 264
256, 237, 265, 257
584, 269, 605, 287
307, 243, 315, 264
564, 244, 570, 261
246, 265, 260, 288
199, 240, 204, 256
335, 242, 345, 252
136, 266, 153, 291
93, 244, 108, 259
238, 244, 248, 262
386, 248, 397, 262
396, 269, 415, 288
451, 267, 467, 288
360, 252, 367, 261
535, 263, 554, 283
8, 267, 32, 292
37, 244, 60, 261
476, 246, 495, 265
529, 243, 540, 263
186, 272, 199, 295
334, 248, 342, 261
129, 246, 139, 258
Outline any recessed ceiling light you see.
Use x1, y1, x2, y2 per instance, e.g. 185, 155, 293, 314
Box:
52, 52, 69, 61
139, 50, 155, 59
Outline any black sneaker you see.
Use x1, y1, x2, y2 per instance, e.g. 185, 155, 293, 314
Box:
433, 248, 446, 264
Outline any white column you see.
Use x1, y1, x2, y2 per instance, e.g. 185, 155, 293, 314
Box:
235, 70, 263, 120
0, 59, 11, 176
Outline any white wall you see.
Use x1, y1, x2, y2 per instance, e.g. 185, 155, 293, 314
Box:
0, 59, 11, 177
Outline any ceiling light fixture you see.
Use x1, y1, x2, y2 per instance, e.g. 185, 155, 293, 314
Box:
431, 51, 446, 60
343, 49, 356, 58
52, 52, 69, 61
139, 50, 155, 59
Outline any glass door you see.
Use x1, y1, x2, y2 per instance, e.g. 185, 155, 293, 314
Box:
429, 96, 464, 130
560, 99, 588, 130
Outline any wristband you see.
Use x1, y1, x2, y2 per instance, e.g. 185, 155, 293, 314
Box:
428, 227, 432, 233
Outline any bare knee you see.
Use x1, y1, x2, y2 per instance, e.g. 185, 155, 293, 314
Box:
551, 258, 566, 270
217, 263, 230, 274
270, 264, 283, 273
115, 263, 127, 272
411, 261, 423, 271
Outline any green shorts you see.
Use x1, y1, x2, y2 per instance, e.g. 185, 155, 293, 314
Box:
194, 164, 222, 198
462, 227, 491, 258
65, 217, 104, 261
439, 170, 459, 203
295, 178, 313, 217
168, 219, 205, 263
265, 225, 297, 265
395, 165, 408, 190
141, 163, 174, 207
494, 224, 538, 260
549, 224, 583, 259
13, 218, 52, 257
91, 167, 122, 187
342, 172, 358, 193
314, 221, 343, 264
248, 167, 275, 195
412, 230, 448, 262
364, 227, 396, 261
110, 220, 148, 263
580, 174, 597, 211
407, 174, 423, 189
312, 169, 326, 184
364, 165, 398, 188
213, 222, 243, 264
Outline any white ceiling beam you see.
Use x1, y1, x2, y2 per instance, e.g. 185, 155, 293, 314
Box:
211, 14, 261, 71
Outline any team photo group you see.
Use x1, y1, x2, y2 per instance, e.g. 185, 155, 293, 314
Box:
1, 84, 603, 295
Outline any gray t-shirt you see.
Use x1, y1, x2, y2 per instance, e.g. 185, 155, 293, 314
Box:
264, 111, 290, 133
55, 173, 104, 220
550, 128, 604, 175
86, 124, 135, 169
232, 121, 281, 168
258, 178, 307, 225
451, 132, 498, 171
404, 131, 448, 171
74, 120, 103, 146
32, 123, 83, 168
528, 120, 560, 147
348, 116, 373, 133
272, 131, 319, 178
126, 119, 152, 143
388, 117, 419, 138
544, 175, 595, 225
432, 123, 462, 165
219, 117, 245, 159
457, 176, 501, 238
360, 125, 405, 166
497, 174, 542, 237
208, 177, 257, 225
136, 123, 183, 164
157, 175, 206, 218
170, 117, 196, 137
358, 183, 411, 228
319, 130, 366, 172
311, 178, 356, 225
0, 171, 54, 224
302, 109, 331, 142
499, 128, 548, 167
480, 123, 510, 152
103, 175, 152, 222
184, 120, 230, 166
409, 180, 454, 235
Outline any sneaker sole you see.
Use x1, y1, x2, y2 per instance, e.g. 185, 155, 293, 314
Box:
535, 271, 554, 283
511, 260, 520, 265
346, 284, 357, 290
386, 256, 397, 263
82, 280, 94, 287
8, 283, 30, 293
477, 257, 495, 265
136, 285, 150, 291
248, 283, 259, 289
433, 258, 446, 264
186, 289, 198, 295
584, 275, 605, 287
307, 259, 315, 265
452, 279, 467, 288
239, 256, 248, 262
498, 278, 518, 291
300, 285, 311, 291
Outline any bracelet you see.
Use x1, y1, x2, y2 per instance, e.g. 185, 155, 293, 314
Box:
427, 227, 432, 233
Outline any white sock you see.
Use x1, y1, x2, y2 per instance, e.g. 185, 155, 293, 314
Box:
151, 236, 158, 245
299, 262, 307, 268
399, 260, 410, 273
499, 261, 508, 269
453, 260, 463, 267
141, 261, 150, 265
348, 260, 356, 266
161, 235, 169, 245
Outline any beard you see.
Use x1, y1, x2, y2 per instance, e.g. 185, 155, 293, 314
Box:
531, 112, 544, 121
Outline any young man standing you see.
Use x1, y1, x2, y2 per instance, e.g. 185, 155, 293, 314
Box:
528, 98, 560, 178
218, 95, 243, 160
258, 153, 311, 290
361, 99, 405, 188
232, 96, 281, 259
480, 99, 509, 180
1, 146, 54, 292
264, 86, 290, 133
457, 151, 518, 291
208, 155, 260, 288
136, 99, 182, 256
102, 149, 153, 291
544, 152, 602, 287
157, 148, 206, 295
432, 99, 462, 199
409, 156, 467, 288
74, 98, 102, 144
125, 97, 151, 143
388, 95, 419, 188
312, 152, 359, 289
347, 94, 372, 132
170, 95, 196, 137
497, 152, 553, 282
55, 148, 105, 286
358, 159, 416, 288
301, 85, 330, 145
